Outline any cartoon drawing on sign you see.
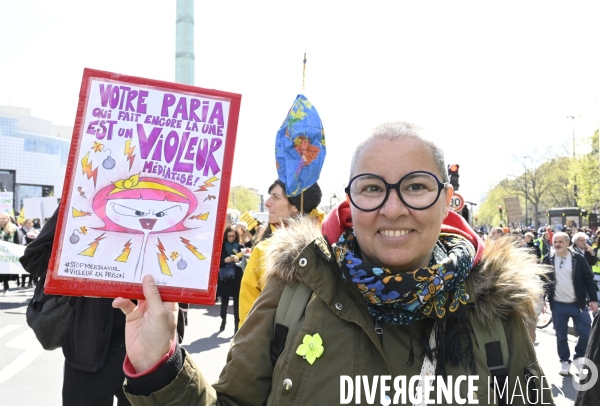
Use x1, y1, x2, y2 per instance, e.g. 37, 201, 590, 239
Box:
90, 175, 198, 280
69, 225, 88, 244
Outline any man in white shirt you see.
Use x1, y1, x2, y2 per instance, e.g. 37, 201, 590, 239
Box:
543, 232, 598, 376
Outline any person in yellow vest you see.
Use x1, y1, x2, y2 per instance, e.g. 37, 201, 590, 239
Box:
592, 234, 600, 292
238, 179, 323, 327
592, 234, 600, 272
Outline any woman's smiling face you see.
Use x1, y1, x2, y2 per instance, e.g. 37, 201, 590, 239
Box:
349, 137, 452, 272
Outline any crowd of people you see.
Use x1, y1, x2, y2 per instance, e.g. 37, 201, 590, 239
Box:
480, 223, 600, 267
0, 212, 41, 294
12, 120, 600, 404
474, 218, 600, 405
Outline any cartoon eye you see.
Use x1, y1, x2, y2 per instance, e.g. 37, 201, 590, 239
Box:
111, 203, 148, 217
153, 205, 182, 218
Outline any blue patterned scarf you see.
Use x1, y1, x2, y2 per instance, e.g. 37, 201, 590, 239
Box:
335, 230, 475, 326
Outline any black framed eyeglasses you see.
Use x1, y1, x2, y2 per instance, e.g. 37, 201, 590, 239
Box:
344, 171, 449, 212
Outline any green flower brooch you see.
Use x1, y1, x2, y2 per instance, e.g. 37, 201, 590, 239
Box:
296, 333, 324, 365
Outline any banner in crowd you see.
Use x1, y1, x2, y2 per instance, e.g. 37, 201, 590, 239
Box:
503, 196, 523, 224
0, 192, 13, 215
0, 241, 26, 275
45, 68, 242, 305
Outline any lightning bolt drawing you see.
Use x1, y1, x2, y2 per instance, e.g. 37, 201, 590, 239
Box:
79, 233, 106, 257
195, 176, 219, 192
156, 238, 172, 276
81, 152, 99, 188
203, 195, 216, 202
124, 140, 136, 171
72, 208, 92, 218
188, 212, 209, 221
180, 237, 206, 260
115, 239, 132, 262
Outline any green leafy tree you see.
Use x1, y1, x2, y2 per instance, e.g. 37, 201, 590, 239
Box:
475, 183, 514, 228
572, 130, 600, 208
228, 186, 260, 214
478, 154, 577, 227
539, 157, 575, 208
478, 129, 600, 228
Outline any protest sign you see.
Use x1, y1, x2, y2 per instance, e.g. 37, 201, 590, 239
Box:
45, 68, 241, 305
0, 241, 26, 275
504, 196, 524, 224
23, 197, 58, 224
0, 192, 13, 215
239, 211, 258, 231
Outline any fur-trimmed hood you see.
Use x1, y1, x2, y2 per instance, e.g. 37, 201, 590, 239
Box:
265, 215, 548, 330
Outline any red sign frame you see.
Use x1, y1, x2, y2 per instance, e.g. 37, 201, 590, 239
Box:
44, 68, 241, 305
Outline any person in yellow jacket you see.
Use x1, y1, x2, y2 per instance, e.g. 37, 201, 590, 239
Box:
238, 179, 323, 327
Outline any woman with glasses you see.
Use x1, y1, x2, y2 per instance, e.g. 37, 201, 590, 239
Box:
115, 121, 553, 405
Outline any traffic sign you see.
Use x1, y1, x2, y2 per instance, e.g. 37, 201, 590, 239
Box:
450, 192, 465, 212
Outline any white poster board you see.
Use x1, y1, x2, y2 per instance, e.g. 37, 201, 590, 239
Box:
23, 197, 58, 225
0, 241, 26, 274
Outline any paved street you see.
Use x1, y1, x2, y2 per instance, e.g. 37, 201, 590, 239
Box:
0, 286, 592, 405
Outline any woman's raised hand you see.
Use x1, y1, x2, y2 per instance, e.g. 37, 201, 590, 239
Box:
112, 274, 178, 373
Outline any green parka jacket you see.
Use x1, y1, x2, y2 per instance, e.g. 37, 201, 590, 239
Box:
125, 218, 554, 405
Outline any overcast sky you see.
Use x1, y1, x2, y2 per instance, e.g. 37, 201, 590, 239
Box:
2, 1, 599, 208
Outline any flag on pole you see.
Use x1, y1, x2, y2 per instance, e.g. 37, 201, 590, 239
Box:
275, 94, 326, 197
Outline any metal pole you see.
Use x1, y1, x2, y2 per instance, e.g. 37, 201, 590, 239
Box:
176, 0, 195, 85
567, 116, 578, 206
524, 167, 528, 227
522, 156, 530, 227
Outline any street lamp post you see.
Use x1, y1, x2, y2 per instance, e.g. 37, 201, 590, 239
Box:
522, 156, 531, 227
329, 193, 338, 213
567, 115, 578, 157
524, 168, 528, 227
567, 115, 580, 206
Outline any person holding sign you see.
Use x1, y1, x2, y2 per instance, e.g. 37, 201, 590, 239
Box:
0, 212, 21, 294
114, 122, 554, 405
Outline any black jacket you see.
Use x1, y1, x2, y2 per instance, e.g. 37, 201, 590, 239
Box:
575, 312, 600, 405
20, 209, 185, 372
217, 242, 244, 299
542, 248, 598, 311
20, 209, 123, 372
573, 245, 598, 268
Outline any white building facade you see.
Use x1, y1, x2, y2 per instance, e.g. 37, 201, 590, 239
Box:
0, 105, 72, 214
